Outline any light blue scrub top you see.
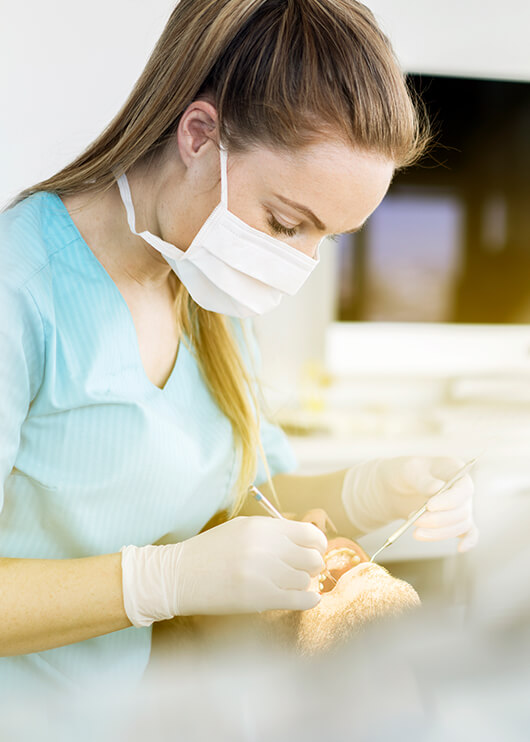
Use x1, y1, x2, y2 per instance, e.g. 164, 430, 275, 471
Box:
0, 191, 297, 696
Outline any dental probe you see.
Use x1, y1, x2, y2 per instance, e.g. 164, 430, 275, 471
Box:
248, 485, 337, 586
369, 456, 479, 563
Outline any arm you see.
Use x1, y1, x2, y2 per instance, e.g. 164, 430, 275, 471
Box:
0, 283, 133, 655
239, 468, 366, 540
0, 553, 132, 656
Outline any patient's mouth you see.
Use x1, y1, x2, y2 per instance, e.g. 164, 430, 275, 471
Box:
318, 538, 371, 593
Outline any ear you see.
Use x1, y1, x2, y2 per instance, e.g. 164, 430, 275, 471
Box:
177, 100, 219, 166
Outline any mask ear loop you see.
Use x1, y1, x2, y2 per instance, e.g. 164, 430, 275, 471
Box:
219, 144, 229, 209
115, 173, 139, 235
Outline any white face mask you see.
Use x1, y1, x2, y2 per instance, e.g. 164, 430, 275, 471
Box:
115, 144, 323, 317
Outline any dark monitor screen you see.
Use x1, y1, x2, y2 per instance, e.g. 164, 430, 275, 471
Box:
337, 74, 530, 324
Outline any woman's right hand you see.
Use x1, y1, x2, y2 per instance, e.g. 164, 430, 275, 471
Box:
120, 516, 327, 627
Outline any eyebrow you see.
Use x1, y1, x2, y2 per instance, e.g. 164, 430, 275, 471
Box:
274, 193, 365, 235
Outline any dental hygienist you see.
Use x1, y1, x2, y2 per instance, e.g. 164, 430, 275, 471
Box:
0, 0, 477, 694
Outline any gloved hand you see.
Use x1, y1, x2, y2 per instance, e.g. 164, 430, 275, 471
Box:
120, 515, 327, 627
340, 456, 478, 552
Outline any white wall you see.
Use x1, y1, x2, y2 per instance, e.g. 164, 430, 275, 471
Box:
1, 1, 529, 208
0, 0, 176, 210
366, 0, 530, 82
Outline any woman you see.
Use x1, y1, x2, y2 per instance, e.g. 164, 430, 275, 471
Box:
0, 0, 477, 694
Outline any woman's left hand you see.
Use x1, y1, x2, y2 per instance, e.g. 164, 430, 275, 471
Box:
340, 456, 479, 552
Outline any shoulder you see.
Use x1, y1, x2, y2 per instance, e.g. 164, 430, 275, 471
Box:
0, 191, 69, 292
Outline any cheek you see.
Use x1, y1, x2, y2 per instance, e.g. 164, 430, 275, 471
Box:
160, 183, 220, 248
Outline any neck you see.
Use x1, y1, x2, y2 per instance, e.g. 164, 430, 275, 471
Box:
65, 156, 180, 291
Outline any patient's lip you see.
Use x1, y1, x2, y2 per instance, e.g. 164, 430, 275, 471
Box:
327, 536, 370, 561
318, 539, 371, 593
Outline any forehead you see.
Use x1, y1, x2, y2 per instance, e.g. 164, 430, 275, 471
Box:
240, 139, 395, 232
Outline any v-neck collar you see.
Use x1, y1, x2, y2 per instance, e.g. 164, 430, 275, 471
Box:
48, 191, 187, 394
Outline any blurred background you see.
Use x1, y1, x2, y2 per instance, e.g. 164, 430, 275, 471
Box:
1, 0, 530, 734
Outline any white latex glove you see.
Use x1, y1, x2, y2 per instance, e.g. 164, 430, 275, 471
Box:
340, 456, 478, 553
120, 515, 327, 627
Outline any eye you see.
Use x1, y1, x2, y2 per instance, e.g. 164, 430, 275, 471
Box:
267, 214, 299, 237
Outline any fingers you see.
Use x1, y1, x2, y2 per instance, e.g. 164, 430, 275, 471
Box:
301, 508, 328, 532
253, 578, 321, 612
280, 538, 325, 576
413, 487, 478, 547
414, 517, 476, 541
458, 523, 480, 552
401, 457, 452, 497
427, 474, 474, 511
305, 509, 339, 534
325, 512, 339, 534
268, 558, 314, 590
281, 520, 328, 555
415, 502, 471, 528
429, 456, 466, 481
274, 587, 321, 612
301, 508, 339, 535
403, 456, 472, 500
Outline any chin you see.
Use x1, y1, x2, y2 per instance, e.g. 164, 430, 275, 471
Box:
293, 536, 421, 655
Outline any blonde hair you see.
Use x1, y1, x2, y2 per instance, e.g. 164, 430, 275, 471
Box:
6, 0, 430, 519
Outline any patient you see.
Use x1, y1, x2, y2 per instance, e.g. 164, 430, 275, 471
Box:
295, 534, 421, 654
148, 508, 421, 666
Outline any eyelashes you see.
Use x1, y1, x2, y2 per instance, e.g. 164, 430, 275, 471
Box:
267, 214, 298, 237
267, 212, 339, 242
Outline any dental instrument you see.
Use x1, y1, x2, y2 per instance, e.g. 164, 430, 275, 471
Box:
369, 456, 480, 563
248, 485, 338, 586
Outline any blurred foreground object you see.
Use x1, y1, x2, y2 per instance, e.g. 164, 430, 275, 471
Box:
1, 521, 529, 741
